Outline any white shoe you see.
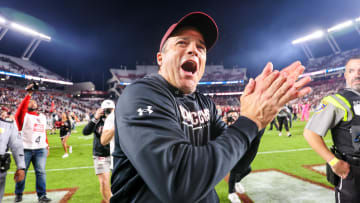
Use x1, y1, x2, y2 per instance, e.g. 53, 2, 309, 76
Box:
228, 193, 241, 203
279, 132, 282, 136
62, 153, 69, 158
69, 146, 73, 153
235, 182, 246, 194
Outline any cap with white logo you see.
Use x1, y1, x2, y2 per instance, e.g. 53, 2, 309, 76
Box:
101, 100, 115, 109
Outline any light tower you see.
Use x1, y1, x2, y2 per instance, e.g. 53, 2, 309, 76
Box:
0, 15, 51, 60
292, 18, 360, 59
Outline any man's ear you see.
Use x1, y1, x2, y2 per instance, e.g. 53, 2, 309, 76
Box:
157, 52, 163, 67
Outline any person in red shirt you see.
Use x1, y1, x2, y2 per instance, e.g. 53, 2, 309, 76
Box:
14, 83, 51, 203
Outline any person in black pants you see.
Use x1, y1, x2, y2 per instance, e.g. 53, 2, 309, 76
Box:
228, 132, 263, 203
277, 106, 292, 137
269, 118, 279, 131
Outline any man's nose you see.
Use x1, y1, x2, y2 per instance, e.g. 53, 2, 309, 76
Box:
187, 42, 199, 56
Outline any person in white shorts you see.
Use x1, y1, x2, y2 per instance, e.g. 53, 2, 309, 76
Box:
83, 100, 114, 203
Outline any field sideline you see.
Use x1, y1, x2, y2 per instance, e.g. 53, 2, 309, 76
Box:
3, 119, 333, 202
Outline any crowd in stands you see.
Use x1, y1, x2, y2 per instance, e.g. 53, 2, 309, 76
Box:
0, 86, 97, 129
197, 83, 246, 93
0, 53, 68, 81
205, 47, 357, 116
304, 48, 360, 73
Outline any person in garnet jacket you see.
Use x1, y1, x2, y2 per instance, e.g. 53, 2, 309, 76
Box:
14, 83, 51, 203
110, 11, 312, 203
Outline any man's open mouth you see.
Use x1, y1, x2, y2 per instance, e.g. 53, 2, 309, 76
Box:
181, 60, 197, 74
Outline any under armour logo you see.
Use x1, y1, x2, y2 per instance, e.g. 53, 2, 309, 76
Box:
137, 106, 153, 116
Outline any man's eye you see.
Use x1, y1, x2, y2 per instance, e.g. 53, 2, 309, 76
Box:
197, 45, 206, 50
177, 41, 187, 45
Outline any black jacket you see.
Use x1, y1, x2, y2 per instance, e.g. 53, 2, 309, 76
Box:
83, 116, 110, 157
60, 120, 71, 137
111, 74, 260, 203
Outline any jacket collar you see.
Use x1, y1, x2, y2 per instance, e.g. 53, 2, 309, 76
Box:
154, 73, 197, 100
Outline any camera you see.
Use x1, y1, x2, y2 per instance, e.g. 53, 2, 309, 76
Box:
104, 108, 112, 115
227, 116, 234, 123
25, 81, 39, 91
100, 108, 113, 120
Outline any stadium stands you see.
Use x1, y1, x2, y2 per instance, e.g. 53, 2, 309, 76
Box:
107, 64, 247, 97
304, 48, 360, 73
0, 86, 96, 121
0, 53, 68, 81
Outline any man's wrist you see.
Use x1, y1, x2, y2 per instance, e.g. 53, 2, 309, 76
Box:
328, 157, 339, 167
91, 117, 100, 124
239, 113, 262, 130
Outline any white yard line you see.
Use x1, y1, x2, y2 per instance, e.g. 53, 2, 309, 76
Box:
50, 143, 92, 149
258, 148, 312, 154
7, 166, 94, 174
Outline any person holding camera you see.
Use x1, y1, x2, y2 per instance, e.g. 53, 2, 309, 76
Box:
226, 110, 239, 126
101, 108, 115, 171
14, 83, 51, 203
83, 99, 115, 203
0, 109, 25, 200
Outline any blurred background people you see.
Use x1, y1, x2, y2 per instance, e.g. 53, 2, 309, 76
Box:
0, 108, 25, 200
60, 112, 72, 158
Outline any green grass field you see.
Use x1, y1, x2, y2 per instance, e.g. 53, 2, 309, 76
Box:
4, 119, 333, 202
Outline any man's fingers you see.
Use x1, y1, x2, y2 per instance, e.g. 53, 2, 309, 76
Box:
264, 72, 289, 99
278, 86, 312, 105
294, 76, 312, 90
296, 87, 312, 99
255, 62, 273, 81
280, 61, 302, 75
277, 87, 297, 107
243, 78, 255, 96
288, 65, 305, 81
258, 70, 280, 94
270, 78, 294, 103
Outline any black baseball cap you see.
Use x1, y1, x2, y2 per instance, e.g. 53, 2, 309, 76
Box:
159, 11, 218, 52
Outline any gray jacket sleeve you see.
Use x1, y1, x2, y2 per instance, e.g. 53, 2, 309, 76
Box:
305, 102, 344, 137
8, 122, 25, 169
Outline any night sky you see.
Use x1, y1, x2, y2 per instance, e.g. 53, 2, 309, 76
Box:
0, 0, 360, 90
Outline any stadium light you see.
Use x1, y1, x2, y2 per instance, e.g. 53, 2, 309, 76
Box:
292, 30, 324, 45
356, 17, 360, 22
38, 33, 51, 41
0, 17, 5, 24
327, 20, 353, 33
10, 22, 51, 41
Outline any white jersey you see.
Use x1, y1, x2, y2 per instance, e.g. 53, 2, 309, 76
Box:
104, 111, 115, 169
21, 113, 48, 149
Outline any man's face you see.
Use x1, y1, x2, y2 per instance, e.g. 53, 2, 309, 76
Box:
227, 111, 239, 125
28, 100, 37, 110
345, 59, 360, 92
1, 111, 8, 120
157, 27, 207, 94
228, 112, 239, 120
